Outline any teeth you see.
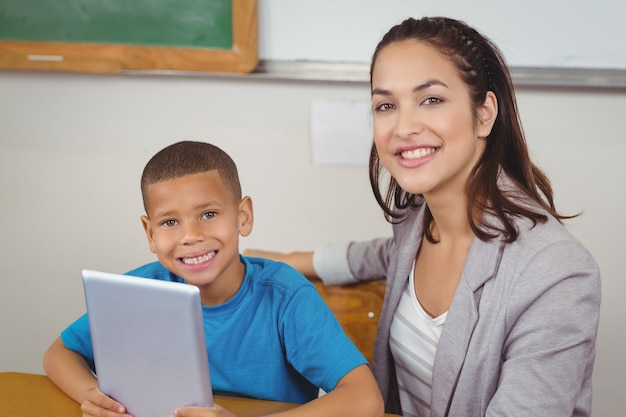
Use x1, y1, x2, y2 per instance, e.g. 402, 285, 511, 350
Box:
182, 252, 215, 265
401, 148, 436, 159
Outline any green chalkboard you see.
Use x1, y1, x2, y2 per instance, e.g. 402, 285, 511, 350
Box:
0, 0, 232, 49
0, 0, 257, 74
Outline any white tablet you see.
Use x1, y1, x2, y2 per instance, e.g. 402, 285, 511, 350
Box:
82, 269, 213, 417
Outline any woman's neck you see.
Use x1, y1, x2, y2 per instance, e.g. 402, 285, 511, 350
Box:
424, 192, 474, 243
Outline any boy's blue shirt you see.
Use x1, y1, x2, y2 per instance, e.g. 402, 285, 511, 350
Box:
61, 256, 367, 404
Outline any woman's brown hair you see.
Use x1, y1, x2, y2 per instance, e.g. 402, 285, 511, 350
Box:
368, 17, 573, 243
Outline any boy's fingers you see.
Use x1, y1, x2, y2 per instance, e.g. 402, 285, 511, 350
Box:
81, 400, 128, 417
82, 388, 129, 416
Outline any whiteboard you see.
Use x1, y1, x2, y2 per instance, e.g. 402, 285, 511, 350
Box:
258, 0, 624, 70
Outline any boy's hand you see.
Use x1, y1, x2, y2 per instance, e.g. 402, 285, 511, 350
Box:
172, 403, 236, 417
80, 387, 132, 417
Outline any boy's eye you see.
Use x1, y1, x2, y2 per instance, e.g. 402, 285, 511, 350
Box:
201, 211, 217, 220
161, 219, 178, 227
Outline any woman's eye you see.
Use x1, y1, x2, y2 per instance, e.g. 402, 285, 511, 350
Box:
162, 219, 177, 227
423, 97, 442, 105
374, 103, 395, 112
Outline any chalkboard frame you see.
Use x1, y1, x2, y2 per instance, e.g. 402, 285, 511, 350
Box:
0, 0, 258, 74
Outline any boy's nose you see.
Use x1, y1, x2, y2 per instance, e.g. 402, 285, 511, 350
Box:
181, 223, 204, 244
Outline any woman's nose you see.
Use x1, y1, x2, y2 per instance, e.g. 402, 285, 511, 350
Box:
393, 106, 421, 139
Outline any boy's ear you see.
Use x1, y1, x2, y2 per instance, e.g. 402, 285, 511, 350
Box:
141, 215, 158, 254
237, 196, 254, 237
477, 91, 498, 138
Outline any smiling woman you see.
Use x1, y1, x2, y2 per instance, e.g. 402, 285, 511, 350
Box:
370, 40, 496, 209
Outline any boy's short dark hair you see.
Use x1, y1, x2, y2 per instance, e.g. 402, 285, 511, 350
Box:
141, 141, 242, 212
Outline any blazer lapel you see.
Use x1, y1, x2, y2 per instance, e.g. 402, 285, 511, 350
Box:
430, 236, 505, 416
383, 207, 425, 335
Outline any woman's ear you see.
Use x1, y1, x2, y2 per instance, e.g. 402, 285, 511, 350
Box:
237, 196, 254, 237
477, 91, 498, 138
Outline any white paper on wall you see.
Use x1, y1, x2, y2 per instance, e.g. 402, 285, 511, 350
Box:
310, 100, 372, 166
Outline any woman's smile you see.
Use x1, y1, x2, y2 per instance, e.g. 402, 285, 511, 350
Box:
396, 145, 440, 168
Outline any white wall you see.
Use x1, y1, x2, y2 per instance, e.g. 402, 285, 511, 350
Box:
0, 70, 624, 416
260, 0, 626, 70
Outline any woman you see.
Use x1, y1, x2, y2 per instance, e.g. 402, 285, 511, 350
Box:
246, 16, 600, 417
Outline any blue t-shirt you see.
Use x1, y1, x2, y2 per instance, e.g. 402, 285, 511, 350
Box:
61, 256, 367, 404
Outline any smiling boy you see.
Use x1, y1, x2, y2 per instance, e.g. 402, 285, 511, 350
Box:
43, 141, 383, 417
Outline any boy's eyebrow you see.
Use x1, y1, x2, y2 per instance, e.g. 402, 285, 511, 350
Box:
150, 209, 176, 219
151, 201, 225, 219
371, 79, 449, 96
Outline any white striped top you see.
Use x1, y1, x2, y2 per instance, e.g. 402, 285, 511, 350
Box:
389, 265, 447, 417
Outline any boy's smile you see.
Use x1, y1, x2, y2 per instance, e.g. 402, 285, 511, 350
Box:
180, 251, 216, 266
141, 170, 253, 305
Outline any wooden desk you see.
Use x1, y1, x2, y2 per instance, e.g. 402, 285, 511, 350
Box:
0, 372, 399, 417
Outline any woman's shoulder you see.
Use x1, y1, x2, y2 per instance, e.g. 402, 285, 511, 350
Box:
500, 214, 600, 283
513, 214, 592, 255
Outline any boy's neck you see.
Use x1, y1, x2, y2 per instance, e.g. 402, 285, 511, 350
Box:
197, 260, 246, 306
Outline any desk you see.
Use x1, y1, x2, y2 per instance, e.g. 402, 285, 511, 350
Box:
0, 372, 399, 417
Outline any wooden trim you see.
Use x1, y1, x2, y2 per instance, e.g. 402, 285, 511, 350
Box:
0, 0, 258, 74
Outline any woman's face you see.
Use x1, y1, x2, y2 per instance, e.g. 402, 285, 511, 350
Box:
371, 39, 496, 201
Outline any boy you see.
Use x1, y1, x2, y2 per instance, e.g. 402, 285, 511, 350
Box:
43, 141, 384, 417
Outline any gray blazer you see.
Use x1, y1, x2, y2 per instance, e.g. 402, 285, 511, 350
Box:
316, 204, 600, 416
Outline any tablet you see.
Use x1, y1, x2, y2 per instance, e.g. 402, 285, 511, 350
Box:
82, 269, 213, 417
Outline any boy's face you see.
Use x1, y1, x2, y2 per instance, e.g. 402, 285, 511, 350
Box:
141, 171, 253, 305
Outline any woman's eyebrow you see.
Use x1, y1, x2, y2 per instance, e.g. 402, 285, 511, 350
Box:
414, 79, 449, 91
371, 79, 449, 96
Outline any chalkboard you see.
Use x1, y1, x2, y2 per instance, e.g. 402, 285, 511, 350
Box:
0, 0, 257, 74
